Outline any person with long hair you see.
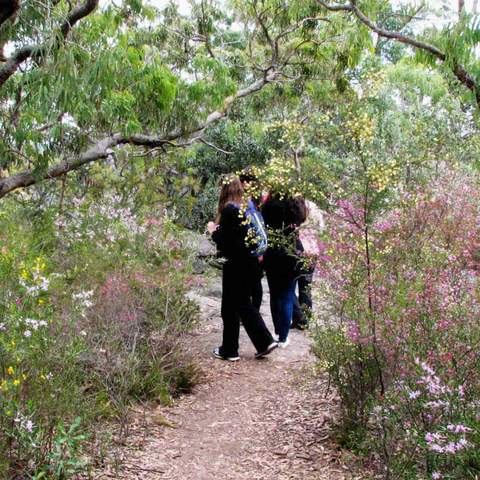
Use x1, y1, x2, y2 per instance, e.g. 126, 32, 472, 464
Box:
210, 176, 277, 361
262, 194, 307, 347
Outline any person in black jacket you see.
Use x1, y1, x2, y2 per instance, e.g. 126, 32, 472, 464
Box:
239, 169, 264, 310
262, 194, 307, 347
211, 177, 277, 361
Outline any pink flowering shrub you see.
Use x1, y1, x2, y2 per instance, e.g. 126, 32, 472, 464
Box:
80, 268, 199, 406
313, 173, 480, 478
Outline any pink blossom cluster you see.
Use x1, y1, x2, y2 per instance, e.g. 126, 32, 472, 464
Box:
425, 431, 469, 454
319, 175, 480, 378
315, 172, 480, 477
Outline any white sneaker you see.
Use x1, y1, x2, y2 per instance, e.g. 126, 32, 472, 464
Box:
278, 337, 290, 348
213, 347, 240, 362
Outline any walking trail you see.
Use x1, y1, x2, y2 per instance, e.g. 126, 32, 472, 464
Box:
94, 273, 365, 480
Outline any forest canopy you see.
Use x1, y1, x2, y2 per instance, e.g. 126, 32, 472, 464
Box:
0, 0, 479, 201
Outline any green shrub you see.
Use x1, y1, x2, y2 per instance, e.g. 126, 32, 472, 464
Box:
0, 193, 200, 478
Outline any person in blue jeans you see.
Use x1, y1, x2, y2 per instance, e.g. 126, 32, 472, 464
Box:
210, 177, 277, 361
262, 194, 307, 347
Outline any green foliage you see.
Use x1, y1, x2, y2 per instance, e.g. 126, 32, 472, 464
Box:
173, 117, 270, 229
0, 190, 199, 477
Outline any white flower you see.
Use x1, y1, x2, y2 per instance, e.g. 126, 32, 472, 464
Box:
14, 414, 34, 433
40, 278, 50, 291
408, 390, 421, 399
73, 290, 94, 301
25, 318, 39, 330
24, 330, 32, 338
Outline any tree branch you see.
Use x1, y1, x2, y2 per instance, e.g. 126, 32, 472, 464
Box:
315, 0, 353, 12
275, 16, 330, 45
252, 0, 277, 63
0, 72, 279, 199
316, 0, 480, 106
198, 138, 233, 155
0, 0, 99, 88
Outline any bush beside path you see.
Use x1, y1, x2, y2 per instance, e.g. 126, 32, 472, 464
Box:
92, 275, 367, 480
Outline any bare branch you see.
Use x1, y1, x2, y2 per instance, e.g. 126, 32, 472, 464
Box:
350, 1, 444, 57
199, 0, 216, 58
252, 0, 277, 63
130, 137, 232, 157
198, 138, 233, 155
315, 0, 353, 12
374, 5, 425, 53
0, 0, 99, 88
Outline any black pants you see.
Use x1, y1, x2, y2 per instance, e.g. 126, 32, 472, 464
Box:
220, 260, 274, 357
252, 272, 263, 311
292, 272, 313, 327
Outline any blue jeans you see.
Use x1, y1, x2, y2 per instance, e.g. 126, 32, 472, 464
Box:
267, 274, 297, 342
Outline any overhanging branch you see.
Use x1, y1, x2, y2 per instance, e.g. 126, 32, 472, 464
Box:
316, 0, 480, 106
0, 0, 99, 88
0, 71, 279, 199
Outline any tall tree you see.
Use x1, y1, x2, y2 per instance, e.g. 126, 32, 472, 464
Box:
0, 0, 361, 199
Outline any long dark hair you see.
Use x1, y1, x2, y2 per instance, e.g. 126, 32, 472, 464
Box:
262, 193, 307, 231
216, 177, 244, 222
292, 196, 307, 225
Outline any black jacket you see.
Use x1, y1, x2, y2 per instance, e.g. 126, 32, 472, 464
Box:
261, 196, 306, 280
212, 203, 257, 264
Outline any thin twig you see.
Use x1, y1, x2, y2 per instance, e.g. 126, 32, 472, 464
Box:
198, 138, 233, 155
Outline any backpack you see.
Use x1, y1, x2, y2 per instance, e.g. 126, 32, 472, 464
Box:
244, 200, 268, 257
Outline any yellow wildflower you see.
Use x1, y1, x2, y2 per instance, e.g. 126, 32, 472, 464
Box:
7, 367, 14, 376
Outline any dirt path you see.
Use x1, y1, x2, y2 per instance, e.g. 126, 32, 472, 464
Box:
94, 275, 364, 480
